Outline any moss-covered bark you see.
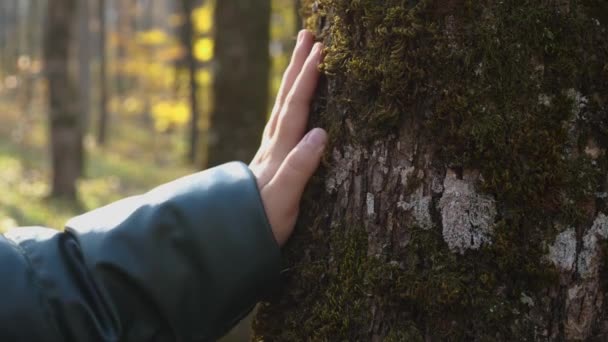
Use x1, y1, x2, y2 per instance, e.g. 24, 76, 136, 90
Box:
254, 0, 608, 340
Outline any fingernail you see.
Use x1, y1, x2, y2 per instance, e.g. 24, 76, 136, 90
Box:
305, 128, 328, 150
297, 30, 306, 43
313, 42, 323, 53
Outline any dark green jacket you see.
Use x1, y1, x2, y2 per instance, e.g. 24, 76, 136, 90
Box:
0, 162, 281, 341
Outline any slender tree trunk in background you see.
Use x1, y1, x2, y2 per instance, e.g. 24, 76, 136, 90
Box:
97, 0, 109, 146
255, 1, 608, 340
135, 0, 154, 128
17, 0, 42, 152
20, 0, 40, 114
13, 0, 22, 62
0, 1, 17, 77
9, 0, 19, 75
180, 0, 201, 164
78, 0, 91, 132
0, 3, 5, 78
0, 4, 7, 79
44, 0, 81, 200
115, 0, 131, 96
207, 0, 271, 167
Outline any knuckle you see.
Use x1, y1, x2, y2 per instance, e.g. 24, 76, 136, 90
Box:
286, 93, 307, 109
277, 116, 299, 135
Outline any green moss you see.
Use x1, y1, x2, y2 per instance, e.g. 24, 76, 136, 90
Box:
385, 321, 423, 342
307, 0, 439, 142
256, 220, 559, 339
426, 3, 607, 225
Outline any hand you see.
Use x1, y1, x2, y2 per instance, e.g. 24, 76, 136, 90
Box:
249, 30, 327, 247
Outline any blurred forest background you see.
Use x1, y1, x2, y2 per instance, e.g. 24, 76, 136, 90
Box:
0, 0, 301, 232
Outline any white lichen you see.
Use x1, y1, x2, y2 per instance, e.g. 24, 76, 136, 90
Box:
366, 192, 375, 217
520, 292, 535, 307
584, 138, 603, 159
576, 213, 608, 278
547, 228, 577, 272
412, 196, 433, 230
325, 145, 363, 193
397, 190, 433, 230
538, 93, 552, 107
399, 166, 416, 186
431, 172, 444, 194
565, 88, 588, 118
596, 192, 608, 199
474, 62, 483, 76
438, 169, 497, 253
560, 213, 608, 340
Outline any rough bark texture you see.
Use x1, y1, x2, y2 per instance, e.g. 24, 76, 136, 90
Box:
45, 0, 82, 200
255, 1, 608, 340
207, 0, 271, 167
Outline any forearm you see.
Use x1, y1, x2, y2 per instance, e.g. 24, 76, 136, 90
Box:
0, 162, 281, 341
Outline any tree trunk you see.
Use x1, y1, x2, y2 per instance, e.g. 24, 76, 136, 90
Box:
115, 0, 131, 97
20, 0, 41, 115
0, 2, 6, 79
97, 0, 109, 146
179, 0, 201, 164
255, 1, 608, 340
0, 1, 18, 78
44, 0, 81, 200
78, 0, 91, 140
207, 0, 271, 167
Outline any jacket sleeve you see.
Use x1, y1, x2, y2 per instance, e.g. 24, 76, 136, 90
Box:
0, 162, 281, 342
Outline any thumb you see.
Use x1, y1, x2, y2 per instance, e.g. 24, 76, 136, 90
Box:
263, 128, 327, 244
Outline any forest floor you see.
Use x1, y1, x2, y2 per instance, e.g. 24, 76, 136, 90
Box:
0, 96, 195, 232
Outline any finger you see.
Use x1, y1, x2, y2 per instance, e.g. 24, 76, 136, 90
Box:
266, 30, 314, 138
277, 30, 314, 109
274, 43, 323, 154
263, 128, 327, 245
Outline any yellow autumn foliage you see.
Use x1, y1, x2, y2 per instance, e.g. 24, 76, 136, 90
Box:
196, 69, 213, 87
152, 101, 190, 132
136, 29, 171, 46
194, 38, 214, 62
193, 3, 214, 34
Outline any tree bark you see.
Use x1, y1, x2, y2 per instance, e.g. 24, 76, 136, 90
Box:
255, 1, 608, 340
207, 0, 271, 167
44, 0, 82, 200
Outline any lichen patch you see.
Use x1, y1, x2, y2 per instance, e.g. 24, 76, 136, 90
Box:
325, 145, 363, 193
366, 192, 375, 217
397, 189, 433, 230
439, 169, 497, 253
576, 213, 608, 278
547, 227, 577, 272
